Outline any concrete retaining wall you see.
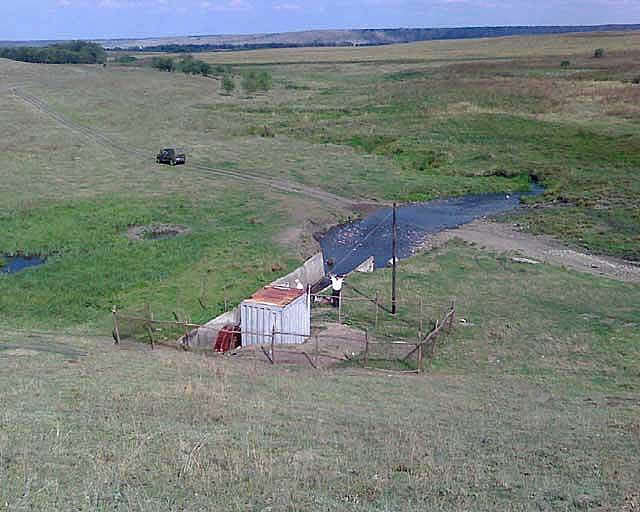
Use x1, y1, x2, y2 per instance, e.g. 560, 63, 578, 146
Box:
187, 252, 324, 350
271, 252, 325, 289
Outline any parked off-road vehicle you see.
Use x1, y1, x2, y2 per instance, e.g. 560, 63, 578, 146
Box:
156, 148, 186, 166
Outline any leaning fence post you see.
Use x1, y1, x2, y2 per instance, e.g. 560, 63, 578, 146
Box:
112, 306, 121, 344
448, 299, 456, 329
364, 329, 369, 367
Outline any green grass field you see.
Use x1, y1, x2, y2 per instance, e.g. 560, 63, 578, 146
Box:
1, 31, 639, 511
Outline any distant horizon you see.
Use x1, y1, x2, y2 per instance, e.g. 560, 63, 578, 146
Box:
2, 22, 640, 44
3, 0, 640, 42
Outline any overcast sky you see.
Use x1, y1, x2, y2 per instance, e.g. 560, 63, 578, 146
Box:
3, 0, 640, 41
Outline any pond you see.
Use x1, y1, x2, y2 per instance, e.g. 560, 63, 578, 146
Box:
320, 185, 543, 276
1, 255, 47, 274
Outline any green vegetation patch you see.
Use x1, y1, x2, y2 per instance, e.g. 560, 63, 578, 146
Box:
0, 195, 296, 329
340, 241, 640, 391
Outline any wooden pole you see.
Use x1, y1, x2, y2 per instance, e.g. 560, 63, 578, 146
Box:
364, 329, 369, 367
430, 320, 439, 361
261, 346, 274, 364
448, 299, 456, 328
144, 303, 154, 349
315, 335, 319, 365
417, 337, 423, 374
271, 324, 276, 364
392, 202, 397, 315
374, 291, 379, 331
419, 296, 424, 335
182, 320, 190, 350
112, 306, 121, 344
338, 289, 342, 324
301, 351, 317, 369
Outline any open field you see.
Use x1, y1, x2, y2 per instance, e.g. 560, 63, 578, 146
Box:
1, 31, 639, 510
187, 31, 640, 64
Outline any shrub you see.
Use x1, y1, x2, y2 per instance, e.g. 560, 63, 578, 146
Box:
560, 60, 571, 68
151, 56, 175, 72
115, 55, 137, 64
222, 74, 235, 94
241, 70, 272, 94
594, 48, 604, 58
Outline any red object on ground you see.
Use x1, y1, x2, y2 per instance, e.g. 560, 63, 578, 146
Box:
214, 324, 241, 353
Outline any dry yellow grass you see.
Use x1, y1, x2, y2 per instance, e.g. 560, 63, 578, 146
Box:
185, 31, 640, 65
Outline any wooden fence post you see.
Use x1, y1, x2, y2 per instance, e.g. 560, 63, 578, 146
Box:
374, 291, 379, 331
448, 299, 456, 328
338, 291, 342, 324
417, 340, 423, 374
144, 303, 154, 349
271, 325, 276, 364
315, 335, 319, 366
364, 329, 369, 367
112, 306, 121, 344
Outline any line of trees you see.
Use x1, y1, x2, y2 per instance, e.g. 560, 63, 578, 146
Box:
0, 41, 106, 64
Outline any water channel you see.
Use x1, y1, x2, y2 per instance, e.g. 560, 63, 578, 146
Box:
320, 185, 543, 276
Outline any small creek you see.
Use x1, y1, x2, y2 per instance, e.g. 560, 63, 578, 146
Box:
320, 185, 543, 276
1, 255, 47, 274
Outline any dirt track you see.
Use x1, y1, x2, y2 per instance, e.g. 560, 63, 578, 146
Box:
10, 88, 361, 210
427, 219, 640, 283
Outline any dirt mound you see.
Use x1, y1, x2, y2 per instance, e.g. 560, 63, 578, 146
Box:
126, 224, 191, 241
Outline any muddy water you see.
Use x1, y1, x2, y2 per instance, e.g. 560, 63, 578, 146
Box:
1, 255, 47, 274
320, 186, 543, 276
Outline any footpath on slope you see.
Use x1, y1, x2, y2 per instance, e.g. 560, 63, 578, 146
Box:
422, 219, 640, 284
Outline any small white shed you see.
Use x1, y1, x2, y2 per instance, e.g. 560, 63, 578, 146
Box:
240, 286, 310, 345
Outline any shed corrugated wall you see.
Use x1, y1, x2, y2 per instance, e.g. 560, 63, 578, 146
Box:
240, 293, 310, 345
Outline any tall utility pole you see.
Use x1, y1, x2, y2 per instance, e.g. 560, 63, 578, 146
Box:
392, 202, 397, 315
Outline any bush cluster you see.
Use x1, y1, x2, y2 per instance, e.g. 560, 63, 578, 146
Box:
0, 41, 106, 64
241, 70, 272, 93
150, 55, 213, 76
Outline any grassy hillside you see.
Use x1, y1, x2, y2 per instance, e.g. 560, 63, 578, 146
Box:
1, 31, 639, 511
1, 243, 638, 510
1, 30, 639, 331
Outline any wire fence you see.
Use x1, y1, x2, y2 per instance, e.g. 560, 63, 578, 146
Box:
112, 287, 456, 374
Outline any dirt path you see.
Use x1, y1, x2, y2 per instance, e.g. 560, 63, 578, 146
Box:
426, 219, 640, 283
10, 88, 363, 210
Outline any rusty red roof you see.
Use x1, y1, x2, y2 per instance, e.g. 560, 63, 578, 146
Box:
245, 286, 305, 307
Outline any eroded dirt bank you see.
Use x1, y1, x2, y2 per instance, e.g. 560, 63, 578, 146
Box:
425, 219, 640, 284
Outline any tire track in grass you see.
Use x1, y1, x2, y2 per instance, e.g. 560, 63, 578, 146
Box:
11, 88, 362, 209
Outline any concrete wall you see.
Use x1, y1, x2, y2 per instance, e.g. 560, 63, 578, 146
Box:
186, 309, 240, 349
187, 252, 324, 350
271, 252, 325, 289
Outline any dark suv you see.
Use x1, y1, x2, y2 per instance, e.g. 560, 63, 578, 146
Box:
156, 148, 186, 166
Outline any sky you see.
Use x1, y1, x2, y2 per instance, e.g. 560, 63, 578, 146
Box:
2, 0, 640, 41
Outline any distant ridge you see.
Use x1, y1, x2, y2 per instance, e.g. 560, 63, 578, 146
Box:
2, 24, 640, 50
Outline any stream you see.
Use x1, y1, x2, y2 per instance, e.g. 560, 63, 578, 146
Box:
320, 185, 543, 276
